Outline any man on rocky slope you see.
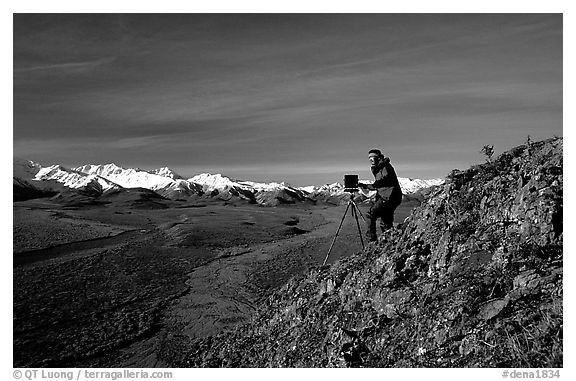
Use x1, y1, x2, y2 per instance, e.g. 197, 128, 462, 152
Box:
359, 149, 403, 241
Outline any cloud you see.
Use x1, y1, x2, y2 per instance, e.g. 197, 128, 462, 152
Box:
14, 57, 115, 75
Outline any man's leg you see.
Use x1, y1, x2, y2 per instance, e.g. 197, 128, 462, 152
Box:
366, 199, 385, 241
380, 208, 394, 232
365, 208, 377, 242
379, 198, 401, 232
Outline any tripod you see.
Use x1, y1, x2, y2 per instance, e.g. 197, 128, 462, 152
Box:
322, 191, 366, 266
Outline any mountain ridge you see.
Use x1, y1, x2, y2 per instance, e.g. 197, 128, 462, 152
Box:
13, 160, 443, 206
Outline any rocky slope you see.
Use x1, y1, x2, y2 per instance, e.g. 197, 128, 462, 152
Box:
180, 137, 563, 368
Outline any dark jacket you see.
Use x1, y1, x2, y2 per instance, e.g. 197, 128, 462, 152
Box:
370, 157, 402, 205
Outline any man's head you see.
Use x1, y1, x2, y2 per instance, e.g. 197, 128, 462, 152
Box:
368, 149, 383, 166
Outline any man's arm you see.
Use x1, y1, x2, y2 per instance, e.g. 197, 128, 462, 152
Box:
359, 182, 375, 190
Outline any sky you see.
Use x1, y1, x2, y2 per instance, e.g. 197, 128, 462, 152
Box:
13, 13, 562, 186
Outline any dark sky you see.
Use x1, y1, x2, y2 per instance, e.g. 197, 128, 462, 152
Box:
13, 14, 562, 186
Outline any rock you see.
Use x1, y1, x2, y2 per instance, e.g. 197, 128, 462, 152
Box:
459, 333, 479, 356
435, 328, 448, 345
513, 270, 540, 290
478, 299, 508, 320
491, 246, 509, 267
382, 304, 400, 319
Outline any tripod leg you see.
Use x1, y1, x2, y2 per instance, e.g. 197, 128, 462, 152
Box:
322, 202, 351, 266
351, 199, 366, 223
352, 203, 365, 249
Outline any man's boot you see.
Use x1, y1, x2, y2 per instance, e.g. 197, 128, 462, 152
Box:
380, 211, 394, 232
380, 220, 393, 233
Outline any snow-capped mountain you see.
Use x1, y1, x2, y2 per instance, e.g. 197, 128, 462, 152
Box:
74, 163, 202, 199
14, 159, 444, 205
298, 177, 444, 196
153, 179, 203, 199
13, 158, 42, 180
13, 158, 59, 201
75, 163, 174, 190
37, 165, 122, 194
188, 173, 309, 205
396, 177, 445, 194
13, 159, 122, 197
149, 167, 183, 180
190, 173, 298, 193
188, 173, 239, 192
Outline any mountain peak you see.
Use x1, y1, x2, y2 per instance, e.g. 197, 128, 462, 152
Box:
150, 167, 183, 180
13, 158, 43, 179
188, 173, 237, 191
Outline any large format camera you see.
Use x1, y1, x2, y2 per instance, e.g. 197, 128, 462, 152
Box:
343, 174, 359, 193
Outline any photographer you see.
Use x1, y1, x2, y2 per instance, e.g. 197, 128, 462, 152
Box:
359, 149, 402, 241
